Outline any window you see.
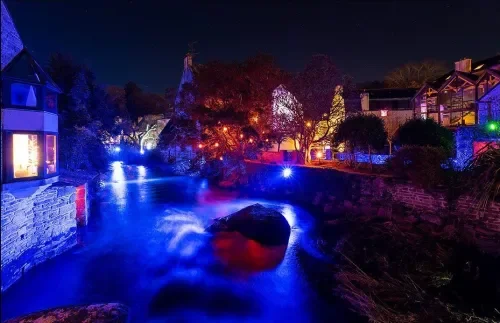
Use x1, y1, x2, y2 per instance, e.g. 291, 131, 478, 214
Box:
381, 110, 388, 117
11, 83, 37, 107
46, 135, 57, 174
13, 134, 39, 178
45, 91, 58, 112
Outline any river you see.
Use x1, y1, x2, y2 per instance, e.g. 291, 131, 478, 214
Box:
1, 162, 354, 322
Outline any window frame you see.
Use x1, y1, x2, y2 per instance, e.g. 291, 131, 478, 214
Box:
2, 131, 59, 183
44, 132, 59, 176
10, 82, 40, 109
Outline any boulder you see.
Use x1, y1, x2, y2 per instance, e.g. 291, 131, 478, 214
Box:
206, 203, 291, 246
5, 303, 129, 323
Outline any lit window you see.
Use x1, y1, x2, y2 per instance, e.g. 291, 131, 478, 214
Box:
11, 83, 37, 107
421, 114, 427, 120
474, 64, 484, 71
13, 134, 39, 178
420, 102, 427, 113
46, 135, 57, 174
381, 110, 388, 117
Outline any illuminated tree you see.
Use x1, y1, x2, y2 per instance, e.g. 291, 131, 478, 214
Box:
385, 60, 447, 88
273, 55, 353, 163
175, 54, 284, 179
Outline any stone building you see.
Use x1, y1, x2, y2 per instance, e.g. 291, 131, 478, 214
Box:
1, 0, 80, 291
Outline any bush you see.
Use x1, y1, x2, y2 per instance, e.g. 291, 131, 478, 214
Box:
59, 127, 108, 172
395, 119, 454, 154
389, 146, 450, 188
463, 146, 500, 208
327, 218, 500, 323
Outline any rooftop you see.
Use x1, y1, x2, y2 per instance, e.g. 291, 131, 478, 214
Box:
361, 88, 418, 100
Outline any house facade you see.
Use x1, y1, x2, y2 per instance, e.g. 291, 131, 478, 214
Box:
361, 88, 416, 140
1, 0, 80, 292
413, 56, 500, 127
1, 1, 62, 188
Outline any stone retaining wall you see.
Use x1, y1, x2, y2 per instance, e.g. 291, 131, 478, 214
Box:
1, 183, 77, 291
245, 162, 500, 253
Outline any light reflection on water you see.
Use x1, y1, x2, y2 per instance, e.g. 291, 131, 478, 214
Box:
1, 164, 348, 322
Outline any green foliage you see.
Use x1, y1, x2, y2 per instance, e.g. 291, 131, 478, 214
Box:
334, 114, 388, 152
395, 118, 454, 154
389, 146, 450, 189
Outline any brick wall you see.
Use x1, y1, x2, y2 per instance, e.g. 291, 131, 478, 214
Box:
1, 184, 77, 291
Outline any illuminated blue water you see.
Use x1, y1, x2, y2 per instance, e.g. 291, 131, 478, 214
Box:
1, 162, 351, 322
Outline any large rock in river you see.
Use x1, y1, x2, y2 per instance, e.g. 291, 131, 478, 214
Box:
206, 203, 291, 246
5, 303, 129, 323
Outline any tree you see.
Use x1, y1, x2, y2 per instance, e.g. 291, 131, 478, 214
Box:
334, 114, 388, 168
274, 55, 354, 163
170, 54, 285, 179
394, 118, 454, 154
124, 82, 143, 120
385, 61, 447, 88
383, 114, 411, 155
48, 53, 111, 172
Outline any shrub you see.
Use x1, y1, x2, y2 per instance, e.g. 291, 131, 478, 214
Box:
389, 146, 450, 189
334, 114, 388, 167
395, 119, 454, 154
463, 146, 500, 209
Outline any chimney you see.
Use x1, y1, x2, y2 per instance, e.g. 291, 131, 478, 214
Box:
184, 53, 192, 70
360, 92, 369, 111
455, 58, 472, 73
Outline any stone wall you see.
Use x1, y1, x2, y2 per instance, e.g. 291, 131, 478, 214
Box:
245, 162, 500, 254
1, 183, 77, 291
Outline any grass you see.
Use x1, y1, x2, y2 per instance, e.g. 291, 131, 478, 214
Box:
319, 216, 500, 323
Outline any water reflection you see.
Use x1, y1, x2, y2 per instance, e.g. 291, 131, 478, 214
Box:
212, 231, 288, 273
1, 165, 348, 322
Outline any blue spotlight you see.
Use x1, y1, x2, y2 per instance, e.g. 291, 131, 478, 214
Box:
283, 167, 292, 178
114, 146, 121, 152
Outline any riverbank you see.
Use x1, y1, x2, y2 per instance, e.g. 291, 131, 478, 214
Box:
319, 214, 500, 322
235, 161, 500, 322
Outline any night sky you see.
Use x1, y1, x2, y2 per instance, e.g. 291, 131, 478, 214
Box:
6, 0, 500, 94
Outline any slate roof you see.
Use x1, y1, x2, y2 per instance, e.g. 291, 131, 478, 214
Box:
1, 0, 23, 70
1, 1, 61, 93
2, 48, 62, 93
361, 88, 418, 100
426, 54, 500, 90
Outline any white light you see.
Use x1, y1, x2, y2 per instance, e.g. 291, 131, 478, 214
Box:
146, 142, 153, 150
381, 110, 388, 117
316, 151, 323, 158
140, 149, 145, 155
283, 168, 292, 178
114, 146, 121, 152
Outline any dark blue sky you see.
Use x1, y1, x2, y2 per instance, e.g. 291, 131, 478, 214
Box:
6, 0, 500, 94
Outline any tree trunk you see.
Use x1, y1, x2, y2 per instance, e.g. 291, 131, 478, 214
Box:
278, 141, 281, 152
368, 145, 373, 171
388, 139, 393, 155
